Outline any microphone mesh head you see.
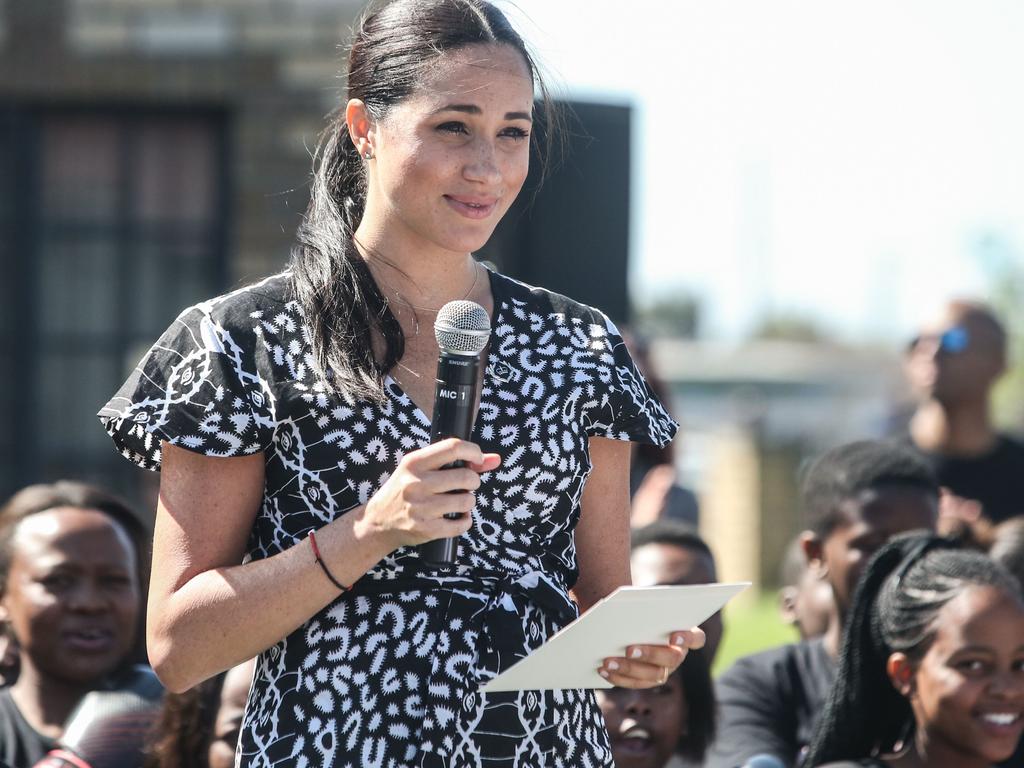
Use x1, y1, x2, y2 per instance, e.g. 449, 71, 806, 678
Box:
434, 300, 491, 355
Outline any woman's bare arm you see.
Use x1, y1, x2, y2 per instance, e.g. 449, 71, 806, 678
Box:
571, 436, 633, 613
147, 445, 387, 692
148, 439, 498, 693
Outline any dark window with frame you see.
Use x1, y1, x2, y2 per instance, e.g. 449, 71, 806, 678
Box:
0, 108, 19, 503
0, 107, 229, 508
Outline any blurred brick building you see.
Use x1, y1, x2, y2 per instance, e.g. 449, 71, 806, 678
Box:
0, 0, 366, 504
0, 1, 634, 508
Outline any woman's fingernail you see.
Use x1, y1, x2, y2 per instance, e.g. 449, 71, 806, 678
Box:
630, 648, 643, 659
672, 635, 687, 647
607, 660, 620, 671
599, 669, 609, 679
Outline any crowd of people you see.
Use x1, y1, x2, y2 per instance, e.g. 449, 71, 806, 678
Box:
621, 298, 1024, 768
1, 0, 1022, 766
1, 420, 1020, 767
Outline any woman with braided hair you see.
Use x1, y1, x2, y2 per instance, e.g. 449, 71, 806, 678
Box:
805, 532, 1024, 768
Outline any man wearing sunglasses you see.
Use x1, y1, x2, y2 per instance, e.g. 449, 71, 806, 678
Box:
904, 299, 1024, 526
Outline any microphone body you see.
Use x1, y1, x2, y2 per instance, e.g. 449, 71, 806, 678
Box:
429, 352, 481, 447
417, 299, 490, 566
34, 665, 164, 768
418, 352, 482, 565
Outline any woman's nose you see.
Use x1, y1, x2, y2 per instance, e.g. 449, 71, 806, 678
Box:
623, 690, 652, 716
67, 579, 107, 611
989, 669, 1024, 700
463, 139, 501, 185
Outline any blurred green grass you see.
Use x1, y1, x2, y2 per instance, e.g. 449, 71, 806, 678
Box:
712, 590, 799, 677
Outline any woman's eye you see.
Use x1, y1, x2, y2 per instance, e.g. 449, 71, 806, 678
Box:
437, 122, 468, 135
41, 574, 73, 590
500, 127, 530, 141
957, 659, 987, 674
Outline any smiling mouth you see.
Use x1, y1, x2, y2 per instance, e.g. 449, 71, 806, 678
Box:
977, 711, 1023, 730
443, 195, 497, 219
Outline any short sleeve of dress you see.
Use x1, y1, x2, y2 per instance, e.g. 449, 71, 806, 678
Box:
583, 314, 679, 447
97, 301, 275, 471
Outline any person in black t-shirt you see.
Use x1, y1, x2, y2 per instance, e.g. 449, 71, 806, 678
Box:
0, 687, 54, 768
706, 441, 939, 768
904, 299, 1024, 526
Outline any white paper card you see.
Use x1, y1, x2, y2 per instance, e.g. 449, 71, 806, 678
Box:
482, 582, 749, 693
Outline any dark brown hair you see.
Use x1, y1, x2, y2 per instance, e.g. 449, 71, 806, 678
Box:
143, 673, 225, 768
290, 0, 557, 402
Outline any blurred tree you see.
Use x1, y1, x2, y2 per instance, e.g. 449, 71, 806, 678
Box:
749, 312, 827, 343
633, 292, 701, 338
975, 231, 1024, 431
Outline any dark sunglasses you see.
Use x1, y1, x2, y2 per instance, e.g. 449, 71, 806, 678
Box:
907, 325, 970, 355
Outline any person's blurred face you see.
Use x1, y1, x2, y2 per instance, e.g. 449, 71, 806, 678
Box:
891, 585, 1024, 764
779, 564, 835, 641
359, 42, 534, 257
905, 306, 1005, 407
208, 658, 256, 768
597, 672, 686, 768
810, 486, 938, 618
0, 507, 139, 687
631, 543, 723, 662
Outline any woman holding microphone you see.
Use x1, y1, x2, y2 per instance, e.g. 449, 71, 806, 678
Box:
100, 1, 702, 764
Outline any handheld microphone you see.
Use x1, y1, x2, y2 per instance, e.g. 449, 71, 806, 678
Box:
417, 299, 491, 566
34, 665, 164, 768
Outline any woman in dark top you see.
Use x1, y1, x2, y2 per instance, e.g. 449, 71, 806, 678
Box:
805, 533, 1024, 768
98, 1, 703, 765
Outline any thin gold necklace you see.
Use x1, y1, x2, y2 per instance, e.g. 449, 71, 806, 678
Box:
395, 360, 422, 380
376, 260, 481, 337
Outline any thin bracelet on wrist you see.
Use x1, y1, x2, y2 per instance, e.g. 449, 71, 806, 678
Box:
307, 529, 351, 592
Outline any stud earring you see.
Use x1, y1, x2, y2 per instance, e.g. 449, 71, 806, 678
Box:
363, 148, 374, 160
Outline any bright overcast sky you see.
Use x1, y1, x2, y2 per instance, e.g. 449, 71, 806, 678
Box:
505, 1, 1024, 341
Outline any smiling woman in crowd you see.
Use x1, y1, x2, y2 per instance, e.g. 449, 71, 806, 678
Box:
806, 533, 1024, 768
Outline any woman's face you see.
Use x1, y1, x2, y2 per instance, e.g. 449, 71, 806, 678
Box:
0, 507, 139, 687
902, 585, 1024, 764
362, 42, 534, 257
596, 674, 686, 768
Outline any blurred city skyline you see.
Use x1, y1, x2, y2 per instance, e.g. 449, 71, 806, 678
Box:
509, 0, 1024, 342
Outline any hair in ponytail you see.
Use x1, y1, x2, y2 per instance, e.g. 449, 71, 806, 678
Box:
804, 532, 1022, 766
290, 0, 555, 402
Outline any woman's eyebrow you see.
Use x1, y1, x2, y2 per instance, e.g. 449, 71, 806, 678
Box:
948, 645, 995, 656
432, 103, 532, 121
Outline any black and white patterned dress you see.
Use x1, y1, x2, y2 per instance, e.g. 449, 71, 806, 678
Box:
99, 268, 677, 768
